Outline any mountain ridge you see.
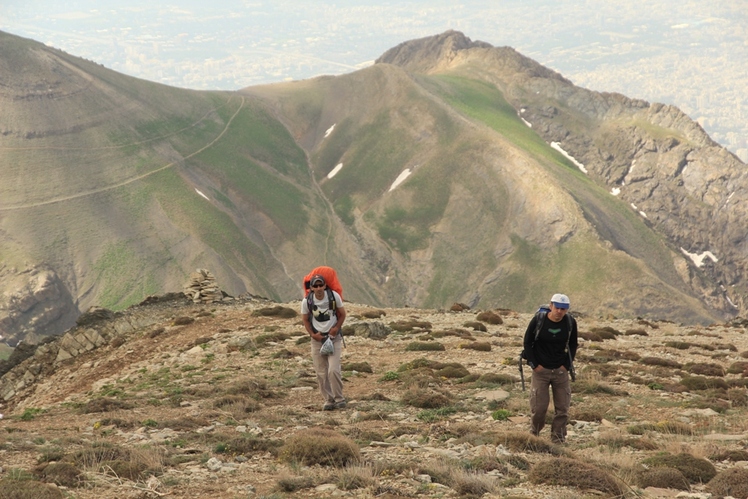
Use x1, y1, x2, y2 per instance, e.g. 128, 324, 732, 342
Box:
1, 29, 746, 347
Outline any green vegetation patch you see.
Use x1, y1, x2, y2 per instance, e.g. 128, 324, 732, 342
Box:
528, 457, 623, 495
641, 453, 716, 484
279, 429, 360, 467
430, 75, 565, 166
91, 241, 161, 310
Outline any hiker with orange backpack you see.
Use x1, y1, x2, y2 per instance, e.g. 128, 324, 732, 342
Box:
301, 269, 347, 411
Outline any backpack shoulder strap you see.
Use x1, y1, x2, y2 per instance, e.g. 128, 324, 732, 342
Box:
533, 311, 546, 342
327, 288, 337, 315
305, 291, 317, 333
564, 314, 573, 351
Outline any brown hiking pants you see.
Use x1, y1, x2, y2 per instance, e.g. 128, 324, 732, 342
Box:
529, 367, 571, 442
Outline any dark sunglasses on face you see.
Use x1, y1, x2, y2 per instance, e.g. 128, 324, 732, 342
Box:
311, 284, 325, 288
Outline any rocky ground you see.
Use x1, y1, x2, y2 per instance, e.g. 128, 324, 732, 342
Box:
2, 294, 748, 499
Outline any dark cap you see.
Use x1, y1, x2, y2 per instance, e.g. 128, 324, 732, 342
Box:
310, 275, 326, 286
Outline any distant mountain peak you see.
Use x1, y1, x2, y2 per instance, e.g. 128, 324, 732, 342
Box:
375, 30, 492, 71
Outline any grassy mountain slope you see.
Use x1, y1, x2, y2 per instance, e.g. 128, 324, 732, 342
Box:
246, 62, 717, 323
0, 29, 735, 338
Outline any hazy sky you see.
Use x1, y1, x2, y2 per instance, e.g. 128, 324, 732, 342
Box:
2, 0, 746, 158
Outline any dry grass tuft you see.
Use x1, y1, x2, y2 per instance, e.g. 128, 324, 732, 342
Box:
360, 309, 386, 319
528, 457, 623, 495
212, 394, 261, 418
664, 341, 693, 350
67, 442, 166, 481
459, 341, 492, 352
640, 356, 682, 368
450, 469, 498, 496
405, 341, 445, 352
435, 364, 471, 378
627, 421, 693, 436
389, 320, 432, 332
342, 361, 373, 373
727, 361, 748, 374
476, 311, 503, 324
707, 467, 748, 498
574, 377, 626, 395
598, 434, 659, 450
397, 357, 442, 372
225, 377, 276, 398
679, 375, 729, 391
431, 328, 474, 339
579, 331, 603, 342
172, 316, 194, 326
80, 397, 134, 414
478, 373, 516, 385
636, 467, 690, 490
571, 409, 603, 422
590, 326, 621, 338
254, 331, 292, 346
710, 449, 748, 462
463, 321, 487, 332
401, 388, 452, 408
35, 461, 82, 487
624, 328, 648, 336
276, 474, 314, 492
642, 453, 717, 483
272, 348, 297, 359
358, 392, 391, 401
0, 476, 64, 498
335, 465, 377, 490
251, 306, 297, 318
279, 428, 360, 467
685, 362, 726, 377
416, 459, 498, 495
494, 431, 563, 455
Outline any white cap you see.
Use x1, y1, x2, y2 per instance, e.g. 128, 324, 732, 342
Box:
550, 293, 570, 309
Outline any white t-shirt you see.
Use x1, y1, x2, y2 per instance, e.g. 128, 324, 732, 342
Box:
301, 290, 344, 333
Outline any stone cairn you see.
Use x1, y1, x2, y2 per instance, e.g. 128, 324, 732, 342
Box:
183, 269, 224, 303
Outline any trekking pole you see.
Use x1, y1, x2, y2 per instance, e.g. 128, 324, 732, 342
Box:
568, 350, 576, 382
519, 352, 526, 391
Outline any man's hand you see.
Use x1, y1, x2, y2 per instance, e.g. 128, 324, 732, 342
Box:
533, 365, 544, 372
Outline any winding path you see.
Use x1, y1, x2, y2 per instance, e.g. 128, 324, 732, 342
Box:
0, 96, 245, 211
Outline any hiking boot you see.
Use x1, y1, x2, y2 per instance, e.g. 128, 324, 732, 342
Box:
334, 400, 347, 409
551, 435, 565, 444
322, 402, 335, 411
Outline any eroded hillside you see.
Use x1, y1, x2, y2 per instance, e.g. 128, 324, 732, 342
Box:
2, 293, 748, 498
2, 29, 747, 347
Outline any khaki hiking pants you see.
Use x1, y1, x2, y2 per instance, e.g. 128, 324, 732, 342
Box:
529, 367, 571, 442
311, 336, 345, 405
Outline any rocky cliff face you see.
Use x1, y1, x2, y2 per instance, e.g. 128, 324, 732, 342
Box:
0, 265, 78, 347
505, 71, 748, 316
378, 30, 747, 319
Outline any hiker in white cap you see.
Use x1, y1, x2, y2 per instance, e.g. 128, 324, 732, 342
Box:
522, 293, 578, 443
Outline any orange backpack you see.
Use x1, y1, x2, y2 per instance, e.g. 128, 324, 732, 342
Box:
302, 266, 343, 300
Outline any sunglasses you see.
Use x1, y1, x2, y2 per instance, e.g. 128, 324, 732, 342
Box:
311, 283, 325, 288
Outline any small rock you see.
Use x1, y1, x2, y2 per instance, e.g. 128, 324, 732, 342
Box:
205, 457, 223, 471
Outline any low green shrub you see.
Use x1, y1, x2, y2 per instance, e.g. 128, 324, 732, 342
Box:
642, 453, 716, 483
279, 429, 360, 467
528, 457, 623, 495
405, 341, 445, 352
